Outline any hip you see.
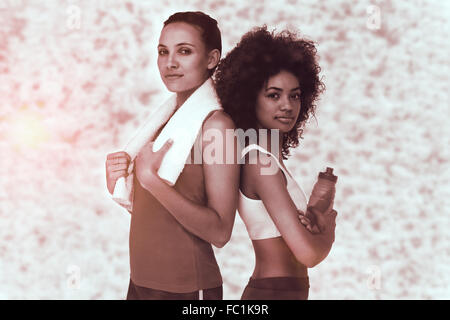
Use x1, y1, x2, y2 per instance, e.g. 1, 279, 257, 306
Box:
127, 279, 223, 300
241, 276, 309, 300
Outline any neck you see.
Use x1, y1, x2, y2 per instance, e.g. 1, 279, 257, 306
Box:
175, 78, 209, 108
256, 127, 284, 162
175, 90, 194, 109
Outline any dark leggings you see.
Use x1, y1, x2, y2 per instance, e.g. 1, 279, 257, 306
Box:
241, 277, 309, 300
126, 279, 223, 300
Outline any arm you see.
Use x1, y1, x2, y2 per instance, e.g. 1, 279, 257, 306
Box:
246, 154, 336, 268
135, 111, 240, 248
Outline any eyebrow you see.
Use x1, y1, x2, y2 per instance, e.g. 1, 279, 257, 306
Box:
265, 86, 301, 92
158, 42, 196, 48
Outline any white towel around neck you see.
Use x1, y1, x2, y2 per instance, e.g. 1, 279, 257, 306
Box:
111, 78, 222, 211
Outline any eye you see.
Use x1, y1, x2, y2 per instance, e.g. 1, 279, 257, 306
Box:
158, 48, 168, 56
267, 93, 280, 100
179, 48, 192, 55
290, 93, 301, 100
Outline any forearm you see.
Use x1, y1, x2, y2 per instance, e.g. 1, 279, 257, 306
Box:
308, 230, 335, 267
140, 176, 230, 247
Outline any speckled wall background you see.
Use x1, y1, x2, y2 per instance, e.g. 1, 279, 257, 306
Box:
0, 0, 449, 299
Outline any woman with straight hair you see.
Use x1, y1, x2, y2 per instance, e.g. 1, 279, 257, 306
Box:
105, 11, 239, 300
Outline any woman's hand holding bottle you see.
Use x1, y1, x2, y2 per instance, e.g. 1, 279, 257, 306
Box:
298, 206, 337, 235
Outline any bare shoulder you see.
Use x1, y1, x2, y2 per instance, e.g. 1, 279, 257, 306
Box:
203, 110, 236, 131
242, 150, 281, 188
240, 160, 264, 198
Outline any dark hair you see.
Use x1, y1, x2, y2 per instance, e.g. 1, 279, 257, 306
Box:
215, 26, 325, 159
164, 11, 222, 75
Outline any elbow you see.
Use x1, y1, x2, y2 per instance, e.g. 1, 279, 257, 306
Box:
299, 256, 320, 269
213, 240, 226, 249
304, 257, 322, 268
305, 248, 333, 268
212, 231, 231, 248
299, 236, 335, 268
211, 227, 232, 248
293, 248, 326, 269
210, 211, 235, 248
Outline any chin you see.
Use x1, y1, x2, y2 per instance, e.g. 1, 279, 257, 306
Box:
163, 83, 184, 93
286, 124, 296, 132
164, 81, 200, 94
273, 123, 295, 133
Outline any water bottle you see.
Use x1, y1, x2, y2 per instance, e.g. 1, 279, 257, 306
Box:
306, 167, 337, 227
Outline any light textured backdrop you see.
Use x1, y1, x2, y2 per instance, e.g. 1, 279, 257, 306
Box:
0, 0, 449, 299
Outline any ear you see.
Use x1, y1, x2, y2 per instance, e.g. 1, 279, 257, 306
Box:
207, 49, 221, 71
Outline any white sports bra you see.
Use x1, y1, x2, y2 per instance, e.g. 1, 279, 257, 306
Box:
238, 144, 308, 240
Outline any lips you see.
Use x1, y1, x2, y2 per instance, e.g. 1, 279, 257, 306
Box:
165, 74, 183, 79
275, 116, 294, 124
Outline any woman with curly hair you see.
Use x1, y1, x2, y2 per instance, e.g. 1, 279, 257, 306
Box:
215, 26, 338, 300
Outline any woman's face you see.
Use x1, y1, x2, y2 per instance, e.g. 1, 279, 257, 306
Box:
255, 70, 301, 133
157, 22, 215, 97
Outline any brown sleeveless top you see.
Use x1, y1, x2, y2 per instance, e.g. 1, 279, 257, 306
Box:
129, 127, 222, 293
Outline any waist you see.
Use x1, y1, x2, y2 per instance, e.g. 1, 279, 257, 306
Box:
129, 213, 222, 292
129, 180, 221, 292
252, 238, 309, 278
247, 276, 309, 291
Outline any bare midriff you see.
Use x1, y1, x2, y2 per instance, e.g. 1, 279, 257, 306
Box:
251, 237, 308, 279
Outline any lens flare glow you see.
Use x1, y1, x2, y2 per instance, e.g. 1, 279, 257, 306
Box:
8, 109, 50, 148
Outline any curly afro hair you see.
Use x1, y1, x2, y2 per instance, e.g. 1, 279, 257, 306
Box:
214, 26, 325, 158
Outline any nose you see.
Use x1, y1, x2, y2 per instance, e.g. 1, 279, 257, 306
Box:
166, 53, 178, 70
279, 96, 293, 112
